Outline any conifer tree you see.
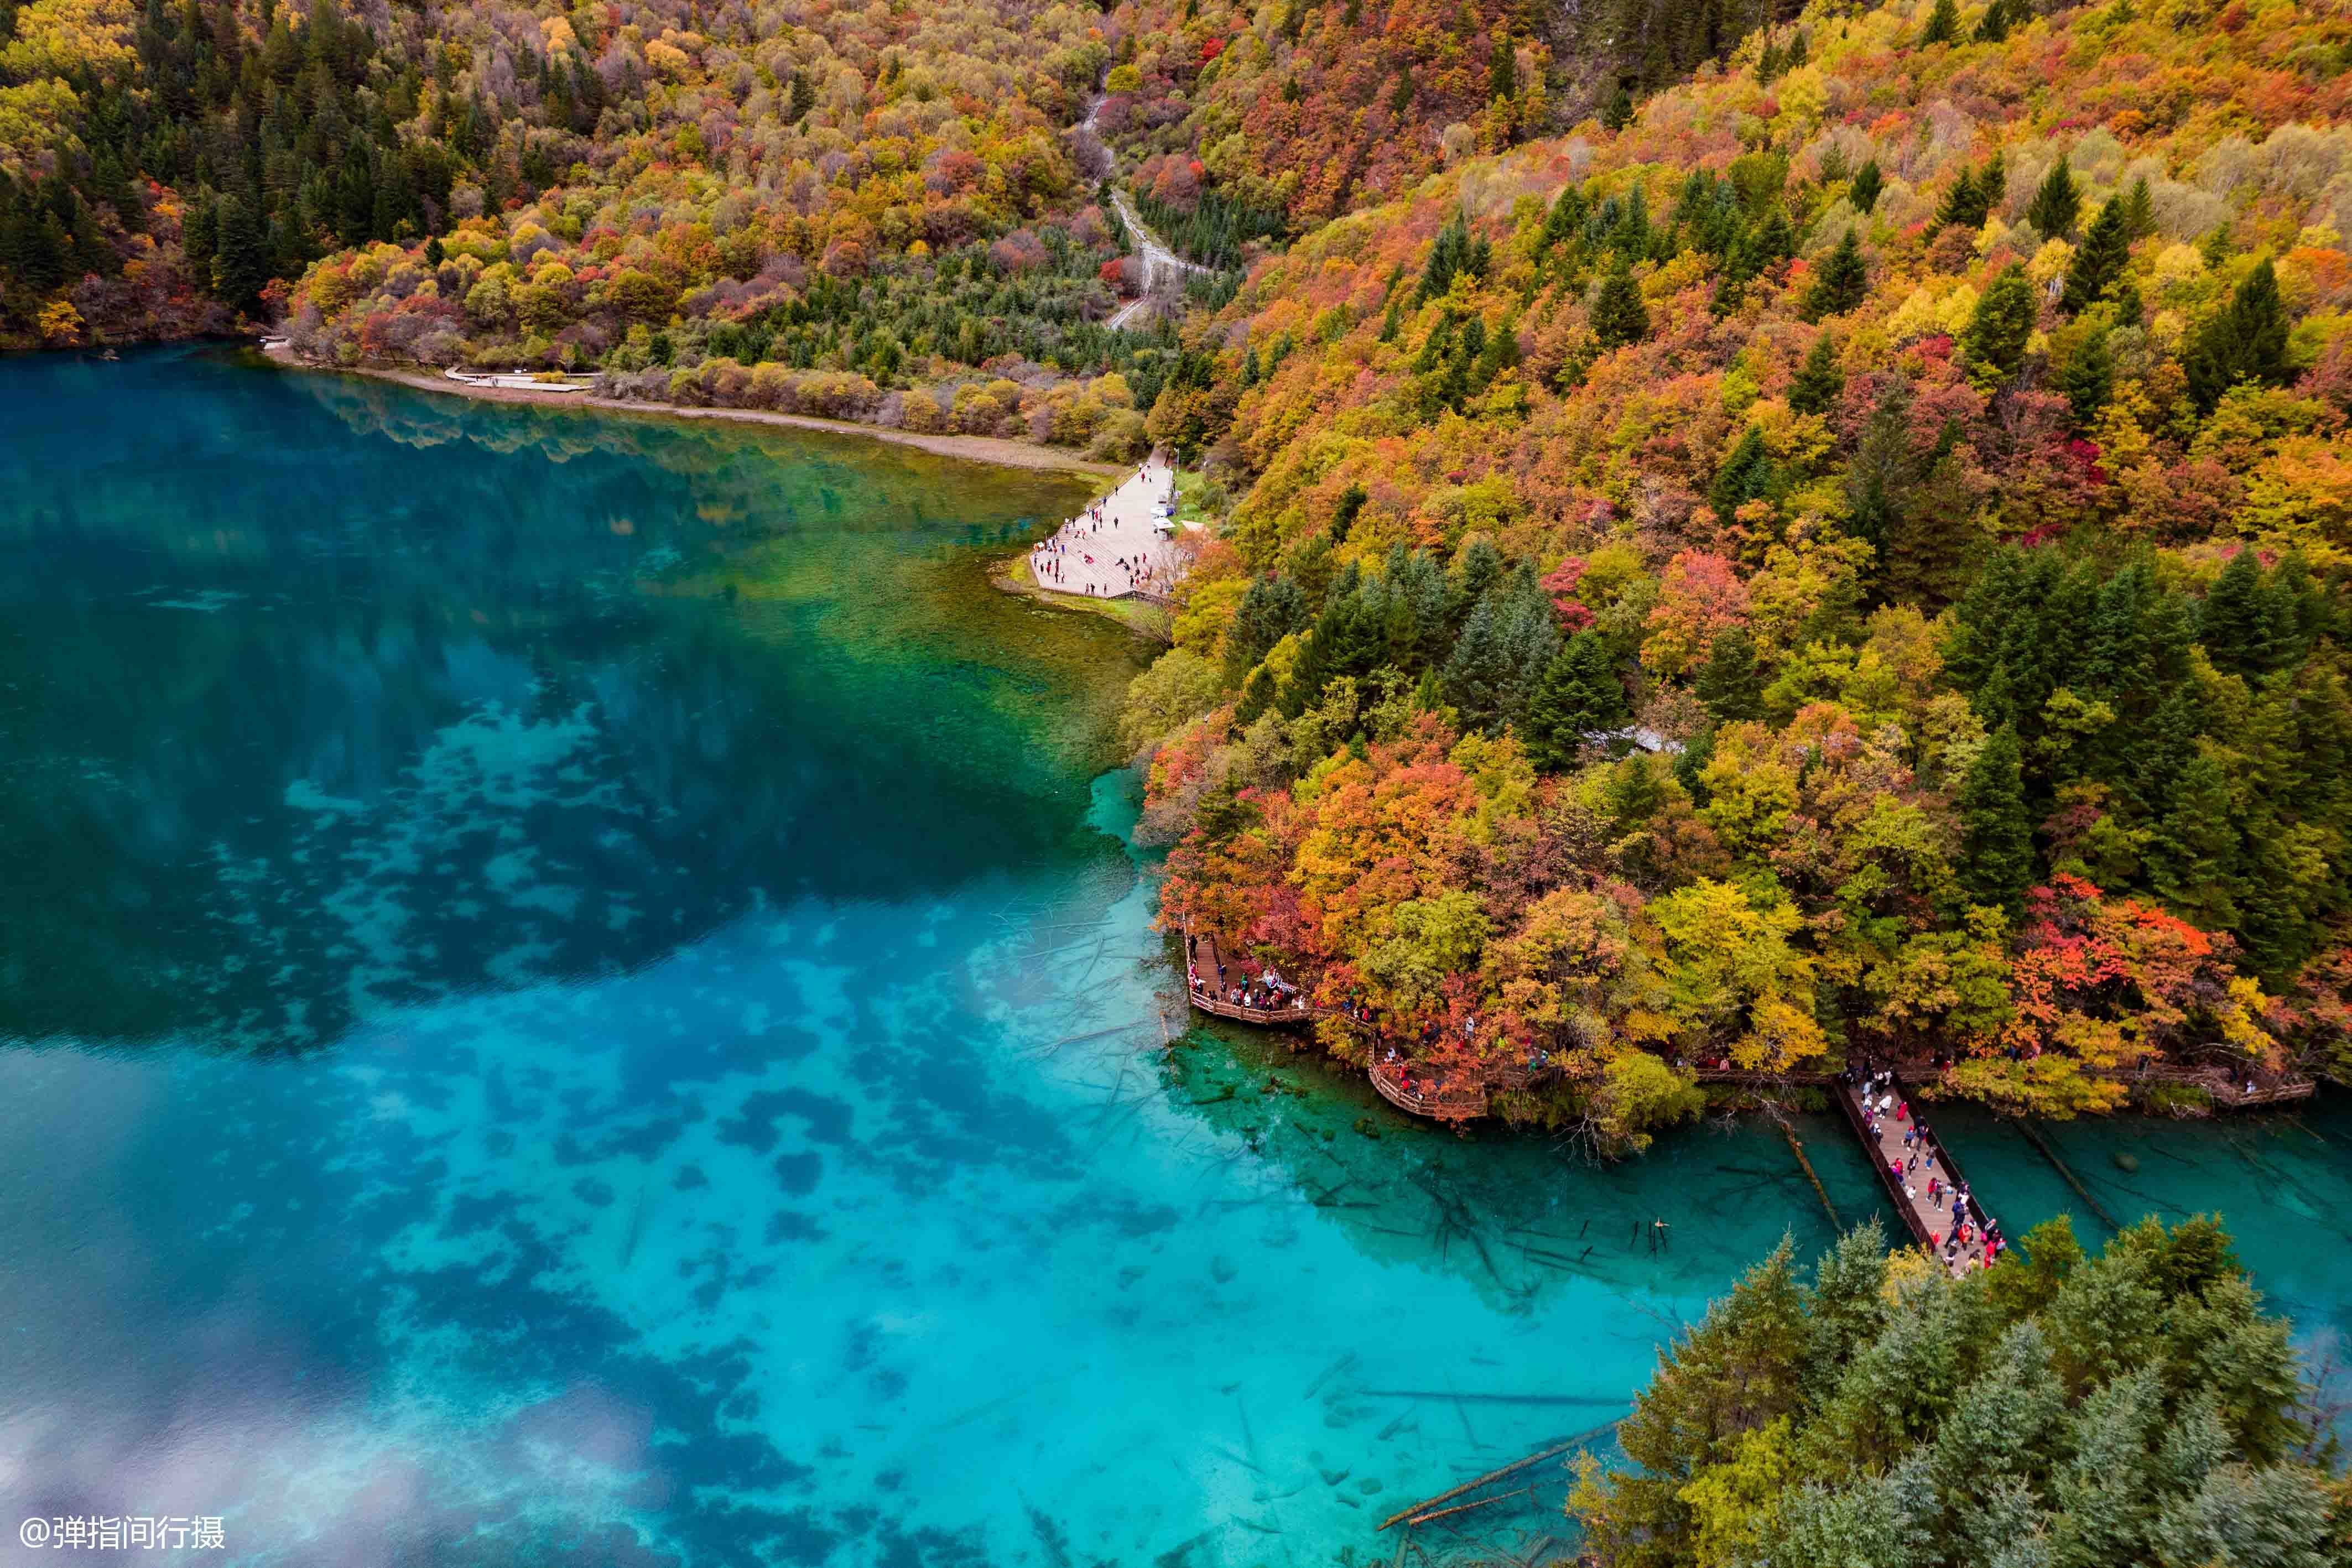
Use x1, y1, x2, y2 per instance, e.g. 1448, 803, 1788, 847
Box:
1591, 254, 1649, 348
1710, 425, 1777, 517
2150, 753, 2243, 930
1975, 0, 2014, 41
1921, 0, 1961, 44
2122, 175, 2156, 241
1845, 381, 1913, 562
1601, 82, 1635, 129
1524, 633, 1631, 769
1224, 573, 1308, 684
1489, 29, 1517, 100
2057, 329, 2112, 428
1789, 332, 1845, 415
2198, 549, 2285, 678
1696, 627, 1765, 725
2185, 258, 2291, 413
1885, 426, 1979, 609
1959, 724, 2034, 914
1443, 566, 1559, 732
212, 191, 273, 311
1802, 228, 1869, 320
2061, 196, 2131, 314
1963, 262, 2037, 387
1418, 211, 1490, 303
2025, 154, 2080, 236
1849, 159, 1883, 215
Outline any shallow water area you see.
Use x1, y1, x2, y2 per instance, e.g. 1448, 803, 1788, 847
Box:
0, 348, 2344, 1568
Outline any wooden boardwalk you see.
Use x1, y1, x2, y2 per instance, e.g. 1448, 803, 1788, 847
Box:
1170, 932, 2310, 1265
1836, 1071, 1999, 1277
1181, 930, 1314, 1025
1367, 1058, 1487, 1119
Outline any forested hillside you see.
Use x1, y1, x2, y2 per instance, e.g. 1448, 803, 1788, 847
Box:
0, 0, 1172, 446
1570, 1216, 2350, 1567
1096, 0, 1794, 243
1137, 0, 2352, 1139
0, 0, 1788, 440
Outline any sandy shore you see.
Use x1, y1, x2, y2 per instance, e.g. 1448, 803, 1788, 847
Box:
259, 346, 1125, 478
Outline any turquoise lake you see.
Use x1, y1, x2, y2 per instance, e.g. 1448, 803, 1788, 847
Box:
0, 346, 2345, 1567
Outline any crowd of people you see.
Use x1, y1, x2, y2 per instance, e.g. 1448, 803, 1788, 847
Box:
1848, 1063, 2005, 1273
1028, 457, 1182, 600
1183, 933, 1306, 1015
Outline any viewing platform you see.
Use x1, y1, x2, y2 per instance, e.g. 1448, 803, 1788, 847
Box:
1367, 1058, 1488, 1120
1182, 930, 1314, 1025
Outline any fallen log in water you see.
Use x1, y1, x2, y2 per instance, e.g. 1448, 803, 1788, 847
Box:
1376, 1421, 1619, 1531
1407, 1483, 1532, 1527
1780, 1123, 1843, 1230
2012, 1117, 2119, 1231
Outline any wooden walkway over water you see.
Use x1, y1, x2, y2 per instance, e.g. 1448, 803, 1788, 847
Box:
1836, 1072, 1999, 1276
1175, 929, 2315, 1267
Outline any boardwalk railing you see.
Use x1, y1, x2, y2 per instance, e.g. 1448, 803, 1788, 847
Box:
1368, 1060, 1487, 1121
2130, 1062, 2317, 1108
1835, 1072, 1997, 1276
1185, 987, 1315, 1027
1693, 1067, 1834, 1089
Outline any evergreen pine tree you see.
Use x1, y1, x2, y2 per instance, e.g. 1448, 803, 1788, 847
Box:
1590, 253, 1649, 348
2150, 753, 2244, 930
1601, 82, 1635, 130
1523, 633, 1631, 769
2057, 329, 2112, 428
1418, 211, 1490, 303
1958, 724, 2035, 914
211, 191, 272, 310
1446, 536, 1505, 626
2198, 548, 2285, 678
2025, 154, 2080, 236
1789, 332, 1845, 415
1801, 228, 1869, 320
1710, 425, 1777, 518
2060, 196, 2131, 314
1845, 381, 1913, 564
2122, 175, 2156, 241
1963, 262, 2037, 387
1489, 29, 1516, 100
1921, 0, 1961, 44
1849, 159, 1883, 215
2184, 258, 2292, 413
1975, 0, 2014, 41
1224, 573, 1309, 684
1885, 425, 1979, 608
1442, 567, 1559, 732
1695, 626, 1765, 725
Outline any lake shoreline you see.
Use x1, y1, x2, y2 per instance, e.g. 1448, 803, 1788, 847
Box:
258, 344, 1127, 478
